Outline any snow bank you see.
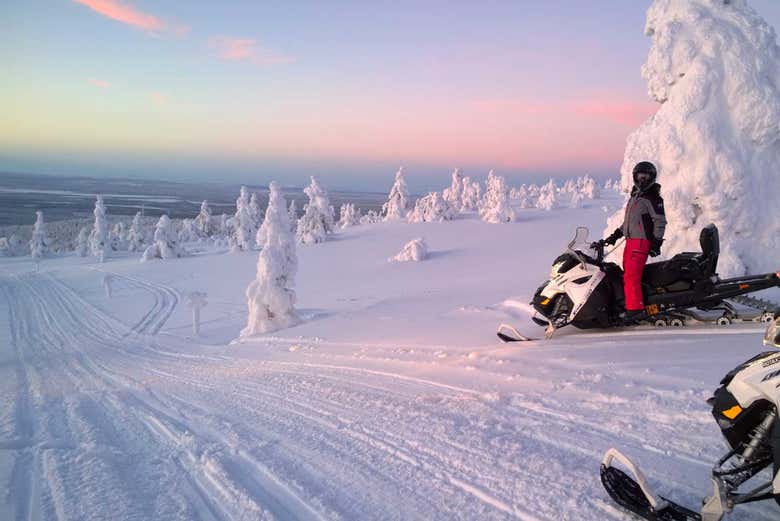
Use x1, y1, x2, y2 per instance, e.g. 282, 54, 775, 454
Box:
391, 237, 428, 262
607, 0, 780, 276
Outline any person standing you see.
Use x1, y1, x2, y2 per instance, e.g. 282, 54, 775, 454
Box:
595, 162, 666, 322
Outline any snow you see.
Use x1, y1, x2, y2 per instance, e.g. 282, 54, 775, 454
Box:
1, 189, 776, 520
608, 0, 780, 276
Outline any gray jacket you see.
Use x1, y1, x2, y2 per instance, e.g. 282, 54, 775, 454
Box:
618, 183, 666, 243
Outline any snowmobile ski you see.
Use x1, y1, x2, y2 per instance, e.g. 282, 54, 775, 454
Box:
601, 449, 702, 521
496, 323, 535, 342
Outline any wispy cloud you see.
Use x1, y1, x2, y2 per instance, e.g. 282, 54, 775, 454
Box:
87, 78, 111, 88
208, 37, 294, 66
73, 0, 188, 35
573, 100, 657, 127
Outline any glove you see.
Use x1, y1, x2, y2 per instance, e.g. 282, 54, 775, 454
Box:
604, 228, 623, 246
590, 240, 605, 250
649, 239, 663, 257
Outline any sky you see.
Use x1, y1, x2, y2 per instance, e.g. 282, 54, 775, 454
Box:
2, 0, 780, 192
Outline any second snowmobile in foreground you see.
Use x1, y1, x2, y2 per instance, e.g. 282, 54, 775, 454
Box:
528, 224, 778, 338
601, 314, 780, 520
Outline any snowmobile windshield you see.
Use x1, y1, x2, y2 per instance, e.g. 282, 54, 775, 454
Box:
567, 227, 593, 267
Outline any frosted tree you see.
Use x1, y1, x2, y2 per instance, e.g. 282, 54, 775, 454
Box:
29, 211, 48, 260
479, 170, 515, 223
242, 181, 299, 336
75, 227, 89, 257
338, 203, 360, 228
287, 200, 297, 232
606, 0, 780, 275
360, 210, 381, 225
382, 167, 410, 220
391, 238, 428, 262
127, 212, 146, 252
195, 200, 213, 237
110, 222, 127, 251
442, 168, 464, 212
249, 192, 263, 228
178, 218, 199, 243
232, 186, 256, 252
89, 195, 109, 260
536, 179, 558, 211
141, 214, 185, 261
461, 176, 482, 210
581, 175, 600, 199
407, 192, 456, 223
570, 191, 584, 209
296, 176, 335, 244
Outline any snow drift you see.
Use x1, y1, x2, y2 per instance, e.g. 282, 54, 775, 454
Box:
607, 0, 780, 276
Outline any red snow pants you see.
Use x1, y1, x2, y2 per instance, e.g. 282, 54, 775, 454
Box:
623, 238, 651, 311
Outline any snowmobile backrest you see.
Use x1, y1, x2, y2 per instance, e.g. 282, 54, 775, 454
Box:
699, 224, 719, 274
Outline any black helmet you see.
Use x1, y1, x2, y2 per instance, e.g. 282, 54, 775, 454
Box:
632, 161, 657, 190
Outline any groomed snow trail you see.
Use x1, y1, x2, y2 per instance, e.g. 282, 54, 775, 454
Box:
0, 269, 775, 520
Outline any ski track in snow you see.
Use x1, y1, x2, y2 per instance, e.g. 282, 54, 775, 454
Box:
0, 269, 775, 520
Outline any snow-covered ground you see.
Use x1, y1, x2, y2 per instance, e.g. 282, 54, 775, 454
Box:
0, 194, 776, 520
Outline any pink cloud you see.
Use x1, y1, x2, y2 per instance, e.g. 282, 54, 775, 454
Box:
150, 92, 167, 105
73, 0, 188, 35
574, 100, 658, 127
87, 78, 111, 88
208, 37, 294, 66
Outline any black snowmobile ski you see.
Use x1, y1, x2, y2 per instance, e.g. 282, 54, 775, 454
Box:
600, 464, 701, 521
496, 323, 536, 342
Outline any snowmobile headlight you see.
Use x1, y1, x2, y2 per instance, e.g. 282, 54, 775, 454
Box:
764, 316, 780, 348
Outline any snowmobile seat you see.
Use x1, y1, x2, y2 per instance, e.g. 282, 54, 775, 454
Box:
641, 225, 720, 290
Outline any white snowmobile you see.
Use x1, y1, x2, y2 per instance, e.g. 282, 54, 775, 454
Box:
601, 314, 780, 520
503, 224, 778, 340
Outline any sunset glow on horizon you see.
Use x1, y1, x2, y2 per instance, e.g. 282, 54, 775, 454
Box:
3, 0, 780, 190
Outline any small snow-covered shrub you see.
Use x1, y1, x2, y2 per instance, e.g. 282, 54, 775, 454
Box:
75, 227, 89, 257
479, 170, 515, 223
141, 215, 185, 261
569, 191, 584, 209
196, 200, 213, 237
231, 186, 257, 252
407, 192, 456, 223
461, 176, 482, 210
383, 167, 410, 220
288, 200, 298, 232
127, 212, 146, 252
359, 210, 381, 225
391, 238, 428, 262
242, 181, 299, 336
536, 179, 558, 211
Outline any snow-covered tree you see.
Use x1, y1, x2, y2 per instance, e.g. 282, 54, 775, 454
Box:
242, 181, 299, 336
581, 175, 600, 199
536, 179, 558, 211
141, 214, 185, 261
195, 200, 213, 237
479, 170, 515, 223
442, 168, 464, 212
570, 191, 584, 209
337, 203, 360, 229
29, 210, 48, 260
360, 210, 381, 225
110, 222, 127, 251
75, 227, 89, 257
382, 167, 410, 220
461, 176, 482, 210
89, 195, 109, 260
296, 176, 335, 244
288, 200, 297, 232
249, 192, 262, 228
178, 218, 199, 243
231, 186, 256, 252
408, 192, 456, 223
606, 0, 780, 275
391, 238, 428, 262
127, 212, 145, 252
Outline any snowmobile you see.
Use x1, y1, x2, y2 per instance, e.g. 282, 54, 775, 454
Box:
526, 224, 778, 338
600, 314, 780, 520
